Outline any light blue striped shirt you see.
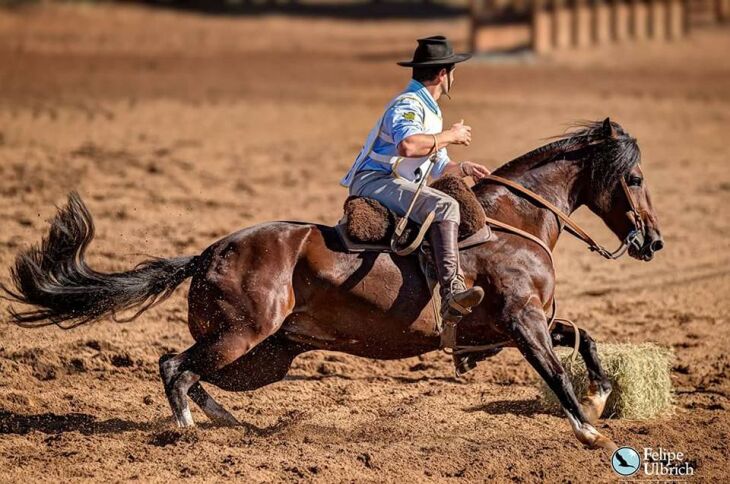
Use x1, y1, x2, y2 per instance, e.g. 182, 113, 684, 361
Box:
357, 79, 450, 177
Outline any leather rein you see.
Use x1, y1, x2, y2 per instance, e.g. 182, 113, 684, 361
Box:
481, 173, 644, 260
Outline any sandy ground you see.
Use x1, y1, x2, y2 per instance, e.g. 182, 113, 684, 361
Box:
0, 3, 728, 482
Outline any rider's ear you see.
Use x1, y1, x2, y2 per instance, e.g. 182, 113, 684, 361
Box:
602, 117, 618, 139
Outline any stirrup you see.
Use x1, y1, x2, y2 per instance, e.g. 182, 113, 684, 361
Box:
443, 276, 479, 316
446, 298, 473, 316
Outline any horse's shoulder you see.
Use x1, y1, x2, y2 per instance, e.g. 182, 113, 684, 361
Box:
468, 238, 555, 299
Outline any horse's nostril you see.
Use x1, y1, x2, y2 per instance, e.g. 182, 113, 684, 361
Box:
650, 239, 664, 252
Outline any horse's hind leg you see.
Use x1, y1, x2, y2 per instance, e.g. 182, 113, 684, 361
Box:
158, 223, 310, 427
160, 335, 305, 427
159, 283, 296, 426
159, 353, 199, 427
188, 382, 240, 426
551, 321, 612, 424
160, 327, 282, 427
504, 297, 617, 453
160, 354, 240, 426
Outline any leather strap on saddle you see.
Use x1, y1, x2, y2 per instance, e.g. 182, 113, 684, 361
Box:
392, 210, 435, 256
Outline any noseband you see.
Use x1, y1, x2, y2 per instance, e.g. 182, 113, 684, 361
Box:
617, 167, 648, 255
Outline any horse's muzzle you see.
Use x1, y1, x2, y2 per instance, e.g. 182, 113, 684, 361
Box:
630, 228, 663, 261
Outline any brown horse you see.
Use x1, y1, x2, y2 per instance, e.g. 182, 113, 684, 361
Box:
2, 118, 662, 452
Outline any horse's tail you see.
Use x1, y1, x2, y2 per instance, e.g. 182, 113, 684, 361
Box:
1, 192, 199, 329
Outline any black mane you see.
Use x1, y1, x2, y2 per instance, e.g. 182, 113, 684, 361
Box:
485, 119, 641, 198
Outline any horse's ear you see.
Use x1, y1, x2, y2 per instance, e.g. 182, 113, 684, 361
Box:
602, 117, 618, 139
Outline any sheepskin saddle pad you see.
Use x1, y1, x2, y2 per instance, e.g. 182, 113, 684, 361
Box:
342, 175, 487, 246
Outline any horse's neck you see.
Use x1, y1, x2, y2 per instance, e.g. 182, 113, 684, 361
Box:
478, 158, 585, 250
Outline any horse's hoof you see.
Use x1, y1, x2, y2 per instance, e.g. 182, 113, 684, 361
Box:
453, 354, 477, 377
593, 434, 619, 455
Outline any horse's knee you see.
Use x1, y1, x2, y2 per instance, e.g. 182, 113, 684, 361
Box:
578, 327, 596, 348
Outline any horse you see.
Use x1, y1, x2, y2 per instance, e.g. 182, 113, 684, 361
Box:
1, 118, 663, 453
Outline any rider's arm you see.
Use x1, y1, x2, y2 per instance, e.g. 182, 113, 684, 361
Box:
398, 120, 472, 158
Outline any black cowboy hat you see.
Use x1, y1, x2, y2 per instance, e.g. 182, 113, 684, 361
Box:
397, 35, 472, 67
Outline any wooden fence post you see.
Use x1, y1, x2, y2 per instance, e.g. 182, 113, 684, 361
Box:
665, 0, 686, 38
470, 0, 482, 53
573, 0, 593, 47
613, 0, 632, 41
631, 0, 650, 40
532, 0, 553, 53
649, 0, 668, 39
553, 0, 573, 48
593, 0, 613, 44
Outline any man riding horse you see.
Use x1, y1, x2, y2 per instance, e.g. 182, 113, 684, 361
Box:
341, 35, 491, 329
1, 33, 665, 452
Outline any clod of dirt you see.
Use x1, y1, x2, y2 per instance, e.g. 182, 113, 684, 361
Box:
68, 358, 86, 373
316, 363, 334, 375
85, 340, 102, 351
179, 466, 196, 478
32, 365, 57, 381
283, 466, 306, 478
409, 362, 433, 372
148, 429, 198, 447
110, 354, 134, 368
357, 452, 375, 469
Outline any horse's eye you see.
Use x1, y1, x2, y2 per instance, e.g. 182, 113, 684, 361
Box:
627, 176, 643, 187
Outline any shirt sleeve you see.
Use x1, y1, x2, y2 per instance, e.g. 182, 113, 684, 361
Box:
388, 97, 426, 146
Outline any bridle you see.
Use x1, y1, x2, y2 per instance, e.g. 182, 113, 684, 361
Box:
482, 148, 646, 260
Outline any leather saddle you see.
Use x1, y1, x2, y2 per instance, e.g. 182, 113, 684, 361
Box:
335, 175, 492, 254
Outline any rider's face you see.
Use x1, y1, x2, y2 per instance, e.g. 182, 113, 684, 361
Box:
441, 67, 455, 94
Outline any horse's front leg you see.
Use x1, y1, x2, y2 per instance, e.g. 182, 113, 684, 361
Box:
504, 296, 617, 453
551, 321, 612, 424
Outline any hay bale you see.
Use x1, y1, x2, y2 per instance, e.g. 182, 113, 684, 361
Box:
540, 343, 674, 419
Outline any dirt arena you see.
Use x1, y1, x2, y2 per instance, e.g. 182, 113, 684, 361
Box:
0, 3, 728, 482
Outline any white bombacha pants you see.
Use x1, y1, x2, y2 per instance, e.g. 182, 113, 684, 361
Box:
349, 170, 460, 225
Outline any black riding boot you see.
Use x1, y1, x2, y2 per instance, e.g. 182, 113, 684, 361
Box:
428, 221, 485, 340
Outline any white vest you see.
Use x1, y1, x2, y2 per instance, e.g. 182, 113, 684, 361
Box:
340, 93, 443, 187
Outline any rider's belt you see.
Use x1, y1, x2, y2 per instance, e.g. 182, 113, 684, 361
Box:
368, 151, 432, 182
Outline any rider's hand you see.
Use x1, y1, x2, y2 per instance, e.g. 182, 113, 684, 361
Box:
448, 119, 471, 146
460, 161, 491, 181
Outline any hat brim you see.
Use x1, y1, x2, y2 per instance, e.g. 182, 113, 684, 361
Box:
397, 52, 472, 67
